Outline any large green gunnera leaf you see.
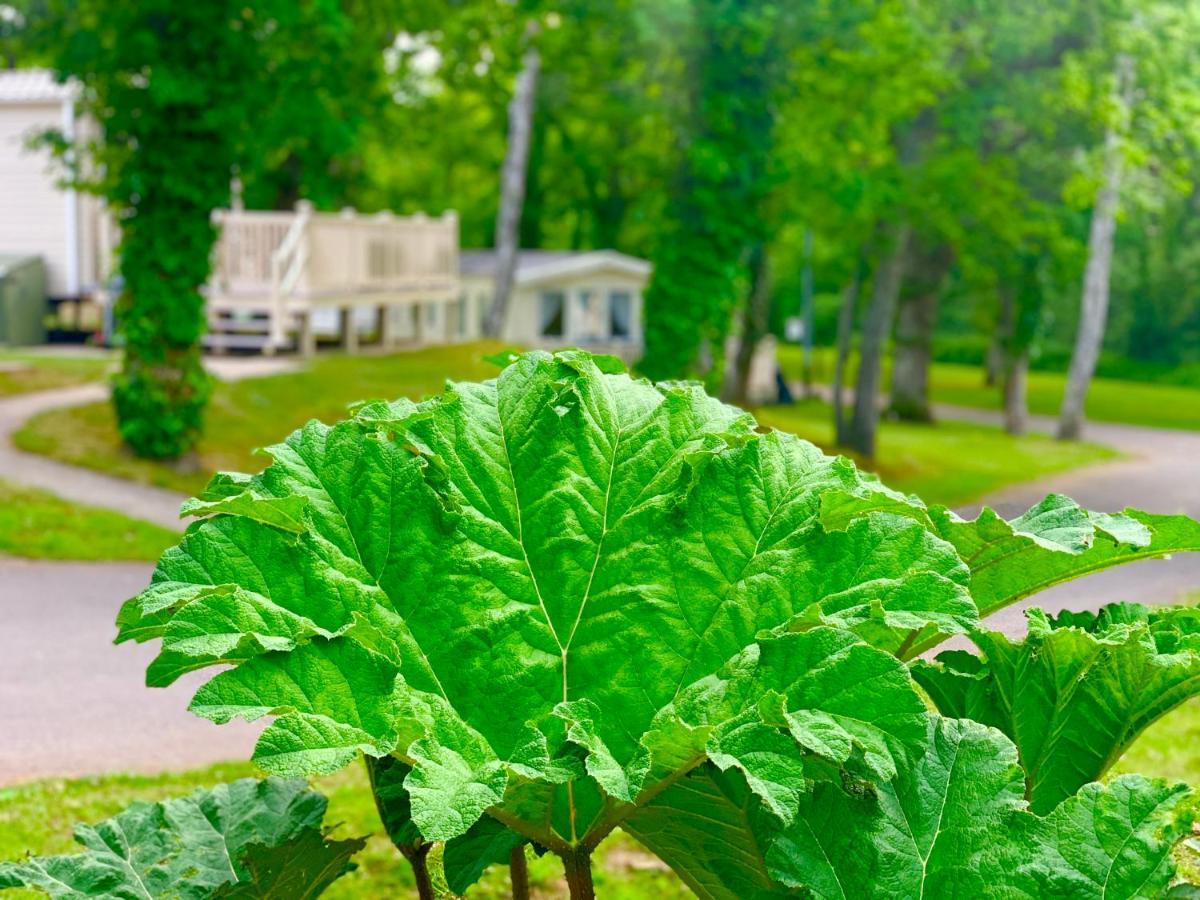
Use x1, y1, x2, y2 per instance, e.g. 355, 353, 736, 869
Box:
914, 602, 1200, 813
0, 778, 363, 898
822, 491, 1200, 657
625, 716, 1198, 899
118, 351, 966, 852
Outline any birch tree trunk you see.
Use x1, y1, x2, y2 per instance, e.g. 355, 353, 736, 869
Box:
842, 221, 911, 458
1058, 54, 1134, 440
485, 21, 541, 338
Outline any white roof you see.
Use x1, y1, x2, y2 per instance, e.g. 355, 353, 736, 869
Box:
0, 69, 75, 105
460, 249, 651, 285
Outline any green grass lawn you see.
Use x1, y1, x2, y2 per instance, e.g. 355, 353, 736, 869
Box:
0, 479, 176, 560
14, 342, 1114, 508
15, 342, 510, 497
755, 400, 1115, 507
0, 761, 689, 900
779, 344, 1200, 432
0, 350, 113, 396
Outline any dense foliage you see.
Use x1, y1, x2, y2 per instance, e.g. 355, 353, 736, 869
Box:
37, 0, 371, 458
11, 0, 1200, 444
338, 0, 1199, 447
4, 350, 1187, 897
639, 0, 781, 383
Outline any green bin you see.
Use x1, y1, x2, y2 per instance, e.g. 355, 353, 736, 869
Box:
0, 255, 47, 346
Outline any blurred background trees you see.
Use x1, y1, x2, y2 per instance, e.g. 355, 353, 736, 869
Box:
4, 0, 1199, 457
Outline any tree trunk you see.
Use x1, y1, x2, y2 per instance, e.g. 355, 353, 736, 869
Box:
518, 90, 547, 250
842, 222, 911, 458
799, 227, 815, 396
832, 256, 865, 445
727, 243, 771, 406
485, 21, 541, 338
1004, 347, 1030, 435
1058, 54, 1133, 440
889, 288, 938, 422
890, 239, 951, 422
984, 333, 1003, 386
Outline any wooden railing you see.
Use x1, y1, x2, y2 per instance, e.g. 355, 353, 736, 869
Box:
211, 209, 299, 296
210, 204, 459, 302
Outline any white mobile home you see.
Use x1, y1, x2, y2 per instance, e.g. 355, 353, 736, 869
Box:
459, 249, 651, 359
0, 69, 109, 301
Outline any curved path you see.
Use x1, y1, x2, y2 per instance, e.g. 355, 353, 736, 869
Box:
0, 383, 186, 530
0, 358, 294, 785
938, 405, 1200, 642
1, 385, 1198, 784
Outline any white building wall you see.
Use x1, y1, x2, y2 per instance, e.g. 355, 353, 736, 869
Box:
0, 100, 75, 296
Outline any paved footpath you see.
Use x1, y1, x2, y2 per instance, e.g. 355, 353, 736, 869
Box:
1, 389, 1199, 784
0, 559, 259, 785
940, 405, 1200, 638
0, 358, 294, 785
0, 383, 186, 530
0, 357, 298, 531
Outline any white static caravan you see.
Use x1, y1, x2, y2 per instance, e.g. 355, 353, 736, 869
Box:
0, 68, 110, 302
459, 249, 651, 361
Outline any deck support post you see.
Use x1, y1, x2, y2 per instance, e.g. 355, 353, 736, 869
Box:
299, 311, 316, 357
339, 307, 358, 354
412, 302, 425, 345
377, 304, 396, 349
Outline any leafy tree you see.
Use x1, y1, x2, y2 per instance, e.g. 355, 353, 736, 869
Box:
40, 0, 370, 458
1058, 0, 1200, 438
640, 0, 784, 385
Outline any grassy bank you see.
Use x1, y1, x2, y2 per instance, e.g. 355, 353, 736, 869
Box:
0, 480, 176, 560
15, 343, 508, 497
15, 343, 1113, 508
755, 400, 1114, 507
778, 344, 1200, 432
0, 350, 113, 397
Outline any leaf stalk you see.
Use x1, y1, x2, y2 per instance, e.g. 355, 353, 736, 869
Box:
561, 847, 596, 900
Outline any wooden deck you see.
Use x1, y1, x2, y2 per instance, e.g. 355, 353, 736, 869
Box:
205, 202, 461, 354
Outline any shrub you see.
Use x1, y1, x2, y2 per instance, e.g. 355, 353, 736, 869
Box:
5, 350, 1200, 898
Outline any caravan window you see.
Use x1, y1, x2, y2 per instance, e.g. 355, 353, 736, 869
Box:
540, 291, 565, 337
609, 291, 632, 339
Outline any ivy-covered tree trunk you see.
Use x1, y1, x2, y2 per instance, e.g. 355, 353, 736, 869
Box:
843, 221, 911, 458
48, 0, 369, 459
641, 0, 781, 382
111, 199, 216, 459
